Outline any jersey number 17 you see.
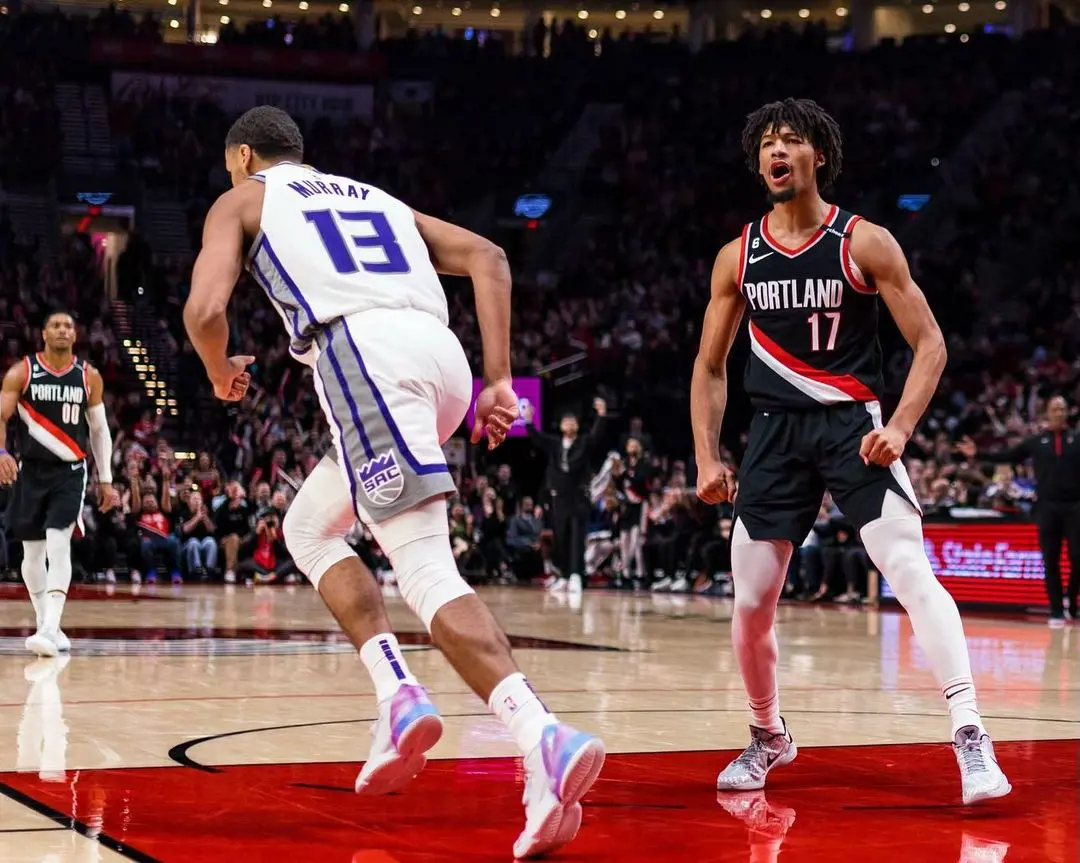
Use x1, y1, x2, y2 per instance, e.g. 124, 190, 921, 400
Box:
304, 209, 412, 276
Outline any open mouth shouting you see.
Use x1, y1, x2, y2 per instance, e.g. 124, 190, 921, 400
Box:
769, 161, 793, 185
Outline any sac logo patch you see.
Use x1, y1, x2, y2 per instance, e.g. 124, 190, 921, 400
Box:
358, 450, 404, 505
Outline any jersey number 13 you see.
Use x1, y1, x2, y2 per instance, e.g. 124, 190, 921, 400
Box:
304, 209, 412, 276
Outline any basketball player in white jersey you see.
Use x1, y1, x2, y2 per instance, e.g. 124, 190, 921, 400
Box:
183, 106, 604, 859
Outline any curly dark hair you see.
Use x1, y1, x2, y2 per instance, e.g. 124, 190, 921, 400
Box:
741, 98, 843, 190
224, 106, 304, 162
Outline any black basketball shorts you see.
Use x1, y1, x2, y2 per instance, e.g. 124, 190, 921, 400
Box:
734, 402, 921, 544
5, 459, 89, 541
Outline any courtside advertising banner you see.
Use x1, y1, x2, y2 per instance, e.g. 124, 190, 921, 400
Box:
466, 377, 541, 439
881, 521, 1064, 608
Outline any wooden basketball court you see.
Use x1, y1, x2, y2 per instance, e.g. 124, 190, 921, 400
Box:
0, 583, 1076, 862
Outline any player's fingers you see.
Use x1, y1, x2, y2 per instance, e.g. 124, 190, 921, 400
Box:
471, 417, 485, 444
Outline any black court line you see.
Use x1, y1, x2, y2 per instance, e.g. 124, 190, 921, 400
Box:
289, 782, 356, 794
0, 826, 70, 833
167, 710, 1080, 774
0, 781, 162, 863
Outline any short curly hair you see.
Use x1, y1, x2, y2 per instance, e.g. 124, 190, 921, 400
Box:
741, 98, 843, 190
224, 106, 304, 162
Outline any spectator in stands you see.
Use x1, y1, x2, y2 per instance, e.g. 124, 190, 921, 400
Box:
214, 481, 252, 584
127, 459, 181, 585
526, 397, 607, 594
178, 488, 218, 579
506, 495, 544, 581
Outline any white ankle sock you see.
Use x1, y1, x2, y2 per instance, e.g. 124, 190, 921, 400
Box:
41, 591, 67, 634
359, 634, 418, 703
488, 672, 558, 755
942, 676, 983, 737
748, 693, 784, 735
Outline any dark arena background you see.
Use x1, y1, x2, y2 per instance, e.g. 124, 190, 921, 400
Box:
0, 2, 1078, 861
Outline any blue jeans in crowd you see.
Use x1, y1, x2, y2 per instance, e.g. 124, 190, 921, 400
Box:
184, 536, 218, 573
141, 535, 182, 578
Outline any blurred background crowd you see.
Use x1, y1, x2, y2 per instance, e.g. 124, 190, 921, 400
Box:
1, 4, 1079, 606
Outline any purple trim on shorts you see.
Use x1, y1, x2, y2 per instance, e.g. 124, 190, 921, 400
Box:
337, 319, 450, 476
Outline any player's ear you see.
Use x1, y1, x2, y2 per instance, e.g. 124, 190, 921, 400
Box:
815, 150, 826, 170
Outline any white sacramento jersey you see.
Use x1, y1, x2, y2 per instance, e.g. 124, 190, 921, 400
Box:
246, 162, 448, 360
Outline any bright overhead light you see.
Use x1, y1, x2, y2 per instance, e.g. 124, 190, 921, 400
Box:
944, 21, 956, 31
169, 17, 179, 26
760, 8, 772, 17
219, 0, 227, 6
338, 2, 348, 9
577, 9, 588, 18
298, 0, 309, 9
263, 0, 271, 6
994, 0, 1006, 8
652, 7, 664, 17
588, 27, 598, 36
922, 3, 933, 12
798, 7, 809, 16
489, 5, 500, 15
451, 5, 462, 12
836, 5, 848, 14
412, 3, 422, 11
960, 32, 969, 41
957, 1, 969, 9
220, 14, 229, 22
615, 8, 626, 17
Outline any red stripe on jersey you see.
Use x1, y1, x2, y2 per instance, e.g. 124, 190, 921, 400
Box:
36, 353, 77, 376
736, 223, 751, 289
20, 356, 30, 393
840, 215, 875, 294
18, 399, 86, 460
762, 204, 839, 257
750, 322, 877, 402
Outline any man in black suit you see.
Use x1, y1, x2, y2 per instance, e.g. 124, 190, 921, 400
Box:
525, 397, 607, 594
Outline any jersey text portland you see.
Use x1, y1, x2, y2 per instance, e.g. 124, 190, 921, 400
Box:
15, 354, 89, 463
739, 204, 883, 411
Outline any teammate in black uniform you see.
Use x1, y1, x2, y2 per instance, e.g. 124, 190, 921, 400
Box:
691, 99, 1010, 804
0, 311, 117, 656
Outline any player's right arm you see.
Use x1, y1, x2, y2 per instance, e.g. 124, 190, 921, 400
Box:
691, 239, 747, 504
0, 360, 27, 485
413, 210, 517, 448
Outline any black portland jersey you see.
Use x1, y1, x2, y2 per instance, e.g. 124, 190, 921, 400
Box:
15, 354, 90, 463
738, 204, 882, 411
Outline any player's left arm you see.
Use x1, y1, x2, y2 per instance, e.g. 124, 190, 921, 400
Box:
850, 220, 947, 467
85, 365, 118, 510
184, 187, 255, 402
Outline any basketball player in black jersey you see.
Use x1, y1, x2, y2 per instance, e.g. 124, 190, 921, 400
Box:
691, 99, 1010, 804
0, 311, 118, 657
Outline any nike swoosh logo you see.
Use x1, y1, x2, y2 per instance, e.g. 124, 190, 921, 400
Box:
748, 252, 774, 264
31, 371, 47, 379
72, 463, 84, 471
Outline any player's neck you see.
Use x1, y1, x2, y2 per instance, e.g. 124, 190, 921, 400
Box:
39, 347, 73, 370
768, 192, 830, 234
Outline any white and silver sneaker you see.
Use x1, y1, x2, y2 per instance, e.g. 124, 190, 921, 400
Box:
25, 631, 59, 658
716, 719, 798, 792
954, 726, 1011, 805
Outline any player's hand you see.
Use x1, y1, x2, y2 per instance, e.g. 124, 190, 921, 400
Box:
696, 459, 737, 504
0, 451, 17, 486
593, 397, 607, 418
471, 378, 519, 450
860, 424, 907, 467
210, 356, 255, 402
98, 482, 119, 513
